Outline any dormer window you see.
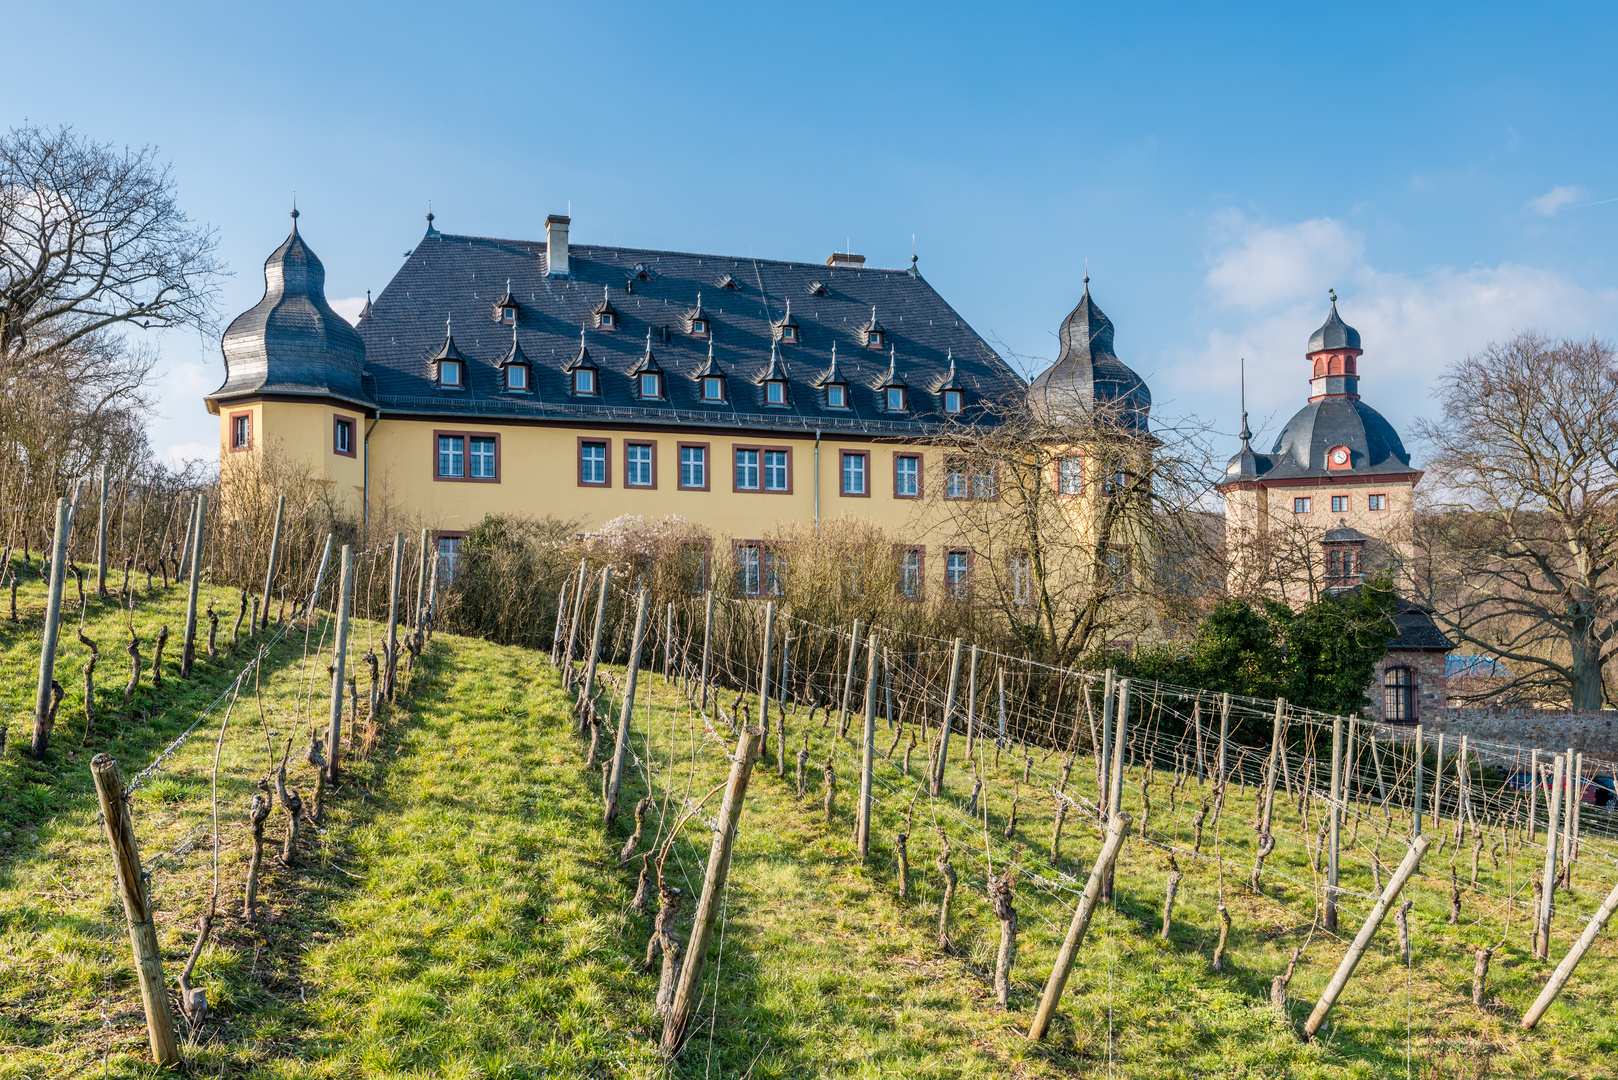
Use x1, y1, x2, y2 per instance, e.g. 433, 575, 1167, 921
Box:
639, 372, 663, 399
600, 311, 615, 329
716, 273, 740, 290
574, 368, 596, 395
686, 292, 709, 337
771, 302, 801, 346
505, 364, 529, 392
861, 306, 886, 349
943, 390, 963, 414
500, 306, 516, 325
691, 316, 708, 336
594, 286, 620, 330
808, 281, 828, 296
782, 325, 798, 343
765, 379, 787, 406
439, 359, 463, 388
702, 376, 725, 403
430, 315, 468, 390
492, 280, 519, 325
868, 329, 884, 349
826, 383, 848, 409
885, 387, 906, 412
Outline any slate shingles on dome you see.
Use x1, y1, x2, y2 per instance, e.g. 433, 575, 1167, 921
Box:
1308, 298, 1362, 353
357, 230, 1024, 433
209, 210, 371, 410
1027, 278, 1151, 431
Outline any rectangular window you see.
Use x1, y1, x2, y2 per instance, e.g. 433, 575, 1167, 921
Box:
1010, 553, 1033, 605
626, 442, 654, 487
735, 448, 760, 491
973, 466, 996, 501
1057, 456, 1082, 495
468, 437, 496, 479
1384, 667, 1413, 722
945, 457, 968, 499
436, 535, 463, 586
894, 454, 920, 498
574, 368, 595, 395
842, 451, 867, 496
943, 389, 963, 414
639, 373, 661, 399
1103, 468, 1128, 495
1331, 495, 1348, 513
827, 383, 847, 408
946, 550, 971, 599
679, 443, 708, 490
230, 412, 251, 451
438, 435, 464, 478
764, 449, 789, 492
579, 440, 608, 486
681, 543, 709, 592
334, 417, 354, 456
898, 547, 922, 599
439, 360, 463, 388
1293, 496, 1312, 514
703, 376, 724, 402
1103, 546, 1131, 597
764, 548, 785, 595
886, 387, 906, 412
736, 543, 762, 596
1369, 493, 1388, 511
506, 364, 528, 391
766, 381, 786, 405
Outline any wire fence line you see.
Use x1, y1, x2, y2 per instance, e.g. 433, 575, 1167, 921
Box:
558, 568, 1618, 1066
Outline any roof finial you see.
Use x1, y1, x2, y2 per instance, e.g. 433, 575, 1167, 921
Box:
1083, 259, 1090, 291
445, 313, 452, 335
290, 192, 299, 228
1329, 287, 1337, 304
645, 326, 653, 350
1239, 358, 1252, 446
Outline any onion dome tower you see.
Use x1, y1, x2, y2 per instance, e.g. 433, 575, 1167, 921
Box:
208, 209, 372, 411
1028, 277, 1151, 430
1225, 294, 1411, 482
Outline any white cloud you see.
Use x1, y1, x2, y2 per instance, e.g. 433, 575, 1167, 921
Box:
1164, 214, 1618, 456
1527, 185, 1588, 216
159, 441, 215, 469
1203, 213, 1363, 309
330, 295, 367, 326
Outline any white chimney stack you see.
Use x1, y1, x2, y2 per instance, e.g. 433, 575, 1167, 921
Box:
546, 214, 570, 277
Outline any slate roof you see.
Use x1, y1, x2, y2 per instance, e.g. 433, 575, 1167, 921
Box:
354, 230, 1026, 436
210, 210, 369, 410
1308, 299, 1362, 353
1389, 598, 1455, 652
1027, 279, 1151, 431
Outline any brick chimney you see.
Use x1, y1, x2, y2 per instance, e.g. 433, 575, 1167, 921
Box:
546, 214, 570, 277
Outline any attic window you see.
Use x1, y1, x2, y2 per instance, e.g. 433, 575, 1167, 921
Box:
439, 359, 464, 389
639, 372, 663, 399
600, 311, 615, 329
505, 363, 530, 392
690, 317, 708, 336
716, 274, 740, 290
781, 325, 798, 343
943, 390, 963, 414
826, 383, 848, 409
808, 281, 828, 296
702, 376, 726, 403
867, 328, 884, 349
573, 368, 597, 395
500, 305, 516, 325
765, 379, 788, 407
885, 387, 906, 412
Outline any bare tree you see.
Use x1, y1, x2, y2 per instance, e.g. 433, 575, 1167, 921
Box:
915, 395, 1220, 668
1412, 332, 1618, 709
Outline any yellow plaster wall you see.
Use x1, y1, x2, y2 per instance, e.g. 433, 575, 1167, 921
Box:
217, 401, 367, 515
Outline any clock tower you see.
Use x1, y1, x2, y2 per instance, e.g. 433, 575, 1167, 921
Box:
1219, 295, 1420, 603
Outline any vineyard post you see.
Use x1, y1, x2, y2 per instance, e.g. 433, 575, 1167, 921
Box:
1102, 677, 1130, 902
176, 494, 194, 581
758, 601, 775, 758
778, 630, 792, 776
326, 544, 354, 784
839, 618, 862, 735
581, 567, 612, 718
1433, 733, 1445, 835
857, 631, 879, 860
1522, 875, 1618, 1029
1099, 668, 1116, 808
90, 754, 180, 1067
1536, 753, 1565, 959
1301, 834, 1431, 1041
1028, 812, 1131, 1041
1217, 691, 1230, 786
412, 528, 429, 629
94, 463, 109, 597
423, 545, 439, 639
1562, 746, 1576, 869
1572, 751, 1583, 862
663, 601, 675, 684
604, 587, 649, 827
1327, 715, 1343, 933
964, 644, 979, 758
699, 588, 714, 711
180, 492, 206, 677
1527, 747, 1539, 841
260, 494, 284, 630
549, 578, 570, 666
384, 531, 403, 700
661, 724, 763, 1055
1260, 699, 1283, 835
931, 638, 963, 796
31, 497, 70, 757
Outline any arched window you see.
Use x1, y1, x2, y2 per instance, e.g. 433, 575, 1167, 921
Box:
1383, 666, 1414, 722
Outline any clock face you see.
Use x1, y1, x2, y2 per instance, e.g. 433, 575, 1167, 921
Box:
1331, 449, 1349, 465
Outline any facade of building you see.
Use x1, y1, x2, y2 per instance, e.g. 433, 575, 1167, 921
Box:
207, 211, 1152, 598
1219, 298, 1421, 604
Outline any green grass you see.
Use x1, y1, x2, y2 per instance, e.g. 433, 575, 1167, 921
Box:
3, 575, 1617, 1078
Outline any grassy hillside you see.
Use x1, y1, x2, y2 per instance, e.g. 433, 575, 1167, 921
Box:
2, 575, 1616, 1077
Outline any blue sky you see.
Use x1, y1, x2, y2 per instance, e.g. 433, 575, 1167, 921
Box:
7, 1, 1617, 467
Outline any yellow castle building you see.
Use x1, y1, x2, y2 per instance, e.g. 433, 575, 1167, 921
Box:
206, 209, 1154, 603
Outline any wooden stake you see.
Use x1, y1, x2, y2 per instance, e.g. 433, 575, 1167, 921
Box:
1527, 747, 1539, 841
1522, 875, 1618, 1029
1301, 834, 1431, 1041
857, 631, 879, 861
932, 638, 963, 796
384, 531, 403, 700
838, 618, 862, 736
90, 754, 179, 1066
1414, 725, 1425, 837
1327, 715, 1342, 933
758, 601, 774, 760
94, 464, 109, 597
326, 545, 354, 783
1535, 753, 1565, 959
580, 567, 613, 725
180, 492, 206, 677
561, 560, 588, 668
260, 495, 284, 630
1260, 699, 1283, 836
1098, 668, 1116, 810
699, 588, 714, 711
1028, 812, 1131, 1041
661, 724, 763, 1055
663, 600, 675, 684
964, 644, 979, 758
1217, 691, 1231, 786
412, 528, 429, 630
604, 588, 649, 827
31, 498, 69, 757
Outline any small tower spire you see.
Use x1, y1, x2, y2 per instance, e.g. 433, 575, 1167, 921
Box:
1239, 358, 1252, 447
